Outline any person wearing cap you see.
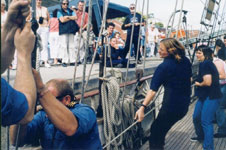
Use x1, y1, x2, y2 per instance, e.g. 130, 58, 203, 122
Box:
121, 3, 145, 64
10, 75, 102, 150
57, 0, 78, 67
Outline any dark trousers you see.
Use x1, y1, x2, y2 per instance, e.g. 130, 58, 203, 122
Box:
149, 108, 187, 148
122, 35, 141, 60
106, 58, 128, 67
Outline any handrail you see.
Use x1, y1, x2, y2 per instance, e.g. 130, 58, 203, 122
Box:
74, 74, 154, 100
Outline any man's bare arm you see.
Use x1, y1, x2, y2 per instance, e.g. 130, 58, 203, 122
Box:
1, 0, 31, 73
33, 71, 78, 136
14, 22, 37, 124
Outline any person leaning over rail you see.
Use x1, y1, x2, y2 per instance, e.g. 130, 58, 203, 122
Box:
134, 38, 192, 150
191, 45, 222, 150
1, 0, 36, 126
10, 72, 102, 150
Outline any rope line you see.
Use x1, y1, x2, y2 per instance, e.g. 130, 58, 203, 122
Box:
103, 86, 163, 149
72, 0, 88, 90
84, 0, 109, 90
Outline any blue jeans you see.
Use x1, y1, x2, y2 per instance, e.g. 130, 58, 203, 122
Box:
216, 84, 226, 134
193, 98, 219, 150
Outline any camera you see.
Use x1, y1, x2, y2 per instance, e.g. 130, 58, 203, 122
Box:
39, 17, 44, 24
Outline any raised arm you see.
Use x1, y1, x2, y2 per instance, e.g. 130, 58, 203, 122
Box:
33, 71, 78, 136
134, 90, 156, 122
1, 0, 31, 74
14, 22, 36, 124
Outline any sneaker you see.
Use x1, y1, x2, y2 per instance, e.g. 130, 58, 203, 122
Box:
62, 63, 67, 67
190, 137, 203, 142
70, 63, 75, 66
12, 65, 17, 70
137, 60, 142, 64
44, 63, 51, 68
214, 133, 226, 138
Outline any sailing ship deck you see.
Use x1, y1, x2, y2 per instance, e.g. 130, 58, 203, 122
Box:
139, 101, 226, 150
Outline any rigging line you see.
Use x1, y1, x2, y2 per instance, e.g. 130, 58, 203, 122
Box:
168, 0, 178, 37
81, 0, 93, 103
103, 1, 110, 78
142, 0, 149, 71
208, 0, 221, 46
135, 0, 145, 70
103, 86, 163, 149
182, 21, 192, 60
72, 0, 87, 91
106, 38, 114, 74
217, 1, 226, 35
7, 69, 10, 150
104, 42, 107, 77
121, 0, 138, 105
84, 0, 109, 90
96, 0, 102, 19
15, 125, 21, 150
176, 0, 185, 39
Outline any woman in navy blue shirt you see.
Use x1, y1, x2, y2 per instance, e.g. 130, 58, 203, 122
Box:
191, 46, 222, 150
135, 38, 192, 149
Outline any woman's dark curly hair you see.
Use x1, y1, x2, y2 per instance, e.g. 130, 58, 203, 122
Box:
196, 45, 213, 61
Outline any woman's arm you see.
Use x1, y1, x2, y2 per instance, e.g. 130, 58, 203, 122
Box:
195, 74, 212, 87
134, 90, 156, 122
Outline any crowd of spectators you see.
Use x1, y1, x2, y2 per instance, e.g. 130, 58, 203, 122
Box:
1, 1, 226, 150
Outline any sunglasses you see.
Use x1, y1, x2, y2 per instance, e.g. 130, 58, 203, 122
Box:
56, 95, 65, 100
130, 7, 135, 10
62, 3, 68, 5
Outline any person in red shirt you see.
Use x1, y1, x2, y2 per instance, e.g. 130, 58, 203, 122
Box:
75, 0, 88, 30
74, 0, 89, 64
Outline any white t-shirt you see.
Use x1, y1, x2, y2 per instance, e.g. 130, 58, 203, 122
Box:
147, 28, 159, 42
1, 11, 8, 26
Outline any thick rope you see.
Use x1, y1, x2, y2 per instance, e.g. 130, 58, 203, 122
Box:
101, 77, 123, 150
103, 86, 163, 149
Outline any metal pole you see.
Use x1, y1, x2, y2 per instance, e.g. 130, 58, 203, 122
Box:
168, 0, 178, 37
96, 0, 109, 117
81, 0, 93, 102
176, 0, 185, 39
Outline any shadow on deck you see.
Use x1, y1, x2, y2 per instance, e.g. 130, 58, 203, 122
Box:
140, 101, 226, 150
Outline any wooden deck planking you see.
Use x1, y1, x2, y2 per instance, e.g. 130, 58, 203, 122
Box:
139, 101, 226, 150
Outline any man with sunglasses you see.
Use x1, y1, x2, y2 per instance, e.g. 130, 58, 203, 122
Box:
57, 0, 78, 67
122, 3, 145, 64
10, 72, 102, 149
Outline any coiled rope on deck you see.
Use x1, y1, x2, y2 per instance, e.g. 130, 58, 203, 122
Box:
101, 77, 123, 150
